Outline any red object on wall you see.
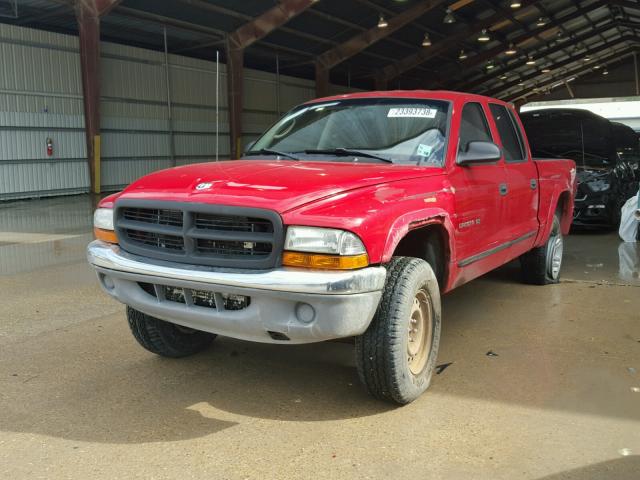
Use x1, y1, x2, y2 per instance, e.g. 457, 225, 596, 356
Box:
46, 138, 53, 157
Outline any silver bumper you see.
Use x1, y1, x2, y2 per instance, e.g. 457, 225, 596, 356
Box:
87, 241, 386, 344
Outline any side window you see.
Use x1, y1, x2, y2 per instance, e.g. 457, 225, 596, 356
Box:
489, 103, 524, 162
508, 109, 528, 159
459, 102, 492, 152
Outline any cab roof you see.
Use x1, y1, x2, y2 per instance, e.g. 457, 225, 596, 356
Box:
306, 90, 513, 108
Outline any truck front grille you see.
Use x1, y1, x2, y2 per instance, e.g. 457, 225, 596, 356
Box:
115, 201, 283, 268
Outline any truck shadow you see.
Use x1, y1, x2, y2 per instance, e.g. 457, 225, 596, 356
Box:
0, 319, 391, 444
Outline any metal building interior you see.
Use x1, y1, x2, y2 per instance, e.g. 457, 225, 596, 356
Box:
0, 1, 639, 479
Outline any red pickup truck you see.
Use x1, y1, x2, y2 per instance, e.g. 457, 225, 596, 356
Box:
88, 91, 576, 404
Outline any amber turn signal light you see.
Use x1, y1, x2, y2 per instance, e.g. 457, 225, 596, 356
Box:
282, 251, 369, 270
94, 227, 119, 244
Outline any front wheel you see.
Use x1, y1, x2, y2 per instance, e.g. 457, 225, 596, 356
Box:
355, 257, 441, 405
127, 307, 216, 358
520, 213, 564, 285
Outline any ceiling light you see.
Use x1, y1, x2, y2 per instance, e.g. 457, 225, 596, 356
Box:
500, 74, 508, 80
486, 62, 495, 70
505, 43, 517, 55
518, 81, 525, 86
594, 64, 601, 69
510, 1, 522, 8
583, 56, 591, 61
377, 14, 388, 28
541, 68, 551, 73
478, 29, 490, 42
526, 56, 536, 65
603, 69, 609, 75
458, 49, 468, 60
422, 32, 432, 47
443, 8, 455, 24
536, 17, 547, 27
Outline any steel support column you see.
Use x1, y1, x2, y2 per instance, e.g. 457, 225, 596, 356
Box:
76, 1, 101, 194
315, 64, 330, 98
374, 73, 388, 91
225, 0, 316, 159
75, 0, 120, 194
226, 39, 244, 159
634, 52, 639, 95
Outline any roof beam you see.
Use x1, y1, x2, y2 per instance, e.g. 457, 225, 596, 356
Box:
426, 1, 606, 89
227, 0, 316, 50
456, 23, 620, 92
491, 36, 634, 98
316, 0, 447, 71
610, 0, 640, 12
377, 0, 540, 84
507, 45, 638, 102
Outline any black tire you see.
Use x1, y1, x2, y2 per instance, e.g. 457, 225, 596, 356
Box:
355, 257, 441, 405
126, 307, 216, 358
520, 213, 564, 285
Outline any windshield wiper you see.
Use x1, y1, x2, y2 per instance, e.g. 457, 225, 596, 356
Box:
303, 148, 393, 163
245, 148, 300, 161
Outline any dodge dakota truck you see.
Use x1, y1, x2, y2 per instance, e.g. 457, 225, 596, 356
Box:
88, 91, 576, 404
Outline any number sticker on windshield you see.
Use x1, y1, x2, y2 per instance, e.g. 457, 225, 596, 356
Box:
387, 107, 437, 118
417, 144, 433, 157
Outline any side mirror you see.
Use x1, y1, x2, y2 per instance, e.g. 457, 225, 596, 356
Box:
244, 141, 256, 154
457, 141, 502, 165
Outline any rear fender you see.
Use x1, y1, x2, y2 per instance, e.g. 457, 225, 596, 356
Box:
535, 187, 574, 246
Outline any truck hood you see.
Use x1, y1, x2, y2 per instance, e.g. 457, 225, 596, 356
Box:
117, 160, 443, 213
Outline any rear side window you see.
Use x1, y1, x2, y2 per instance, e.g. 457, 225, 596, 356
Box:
489, 103, 524, 162
459, 102, 492, 152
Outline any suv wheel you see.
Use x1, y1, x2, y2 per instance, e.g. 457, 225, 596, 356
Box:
355, 257, 441, 404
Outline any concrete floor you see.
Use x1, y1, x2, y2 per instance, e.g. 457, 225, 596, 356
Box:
1, 194, 639, 480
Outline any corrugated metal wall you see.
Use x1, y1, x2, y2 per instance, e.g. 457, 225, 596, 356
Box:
0, 23, 326, 200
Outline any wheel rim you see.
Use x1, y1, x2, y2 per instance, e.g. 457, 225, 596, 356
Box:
407, 288, 433, 375
546, 227, 563, 280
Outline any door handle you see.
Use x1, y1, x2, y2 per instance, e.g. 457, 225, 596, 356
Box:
530, 179, 537, 190
499, 183, 508, 196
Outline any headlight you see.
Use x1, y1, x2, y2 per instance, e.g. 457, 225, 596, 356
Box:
285, 226, 366, 255
93, 208, 118, 243
282, 226, 368, 270
94, 208, 114, 230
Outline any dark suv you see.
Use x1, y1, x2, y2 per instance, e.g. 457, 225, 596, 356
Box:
521, 108, 638, 228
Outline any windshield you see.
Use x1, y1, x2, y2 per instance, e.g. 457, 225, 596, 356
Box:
247, 98, 451, 166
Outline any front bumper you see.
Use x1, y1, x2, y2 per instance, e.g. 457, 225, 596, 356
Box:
572, 196, 614, 227
87, 241, 386, 344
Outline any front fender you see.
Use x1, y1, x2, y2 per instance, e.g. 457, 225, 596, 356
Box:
380, 208, 457, 264
281, 176, 453, 265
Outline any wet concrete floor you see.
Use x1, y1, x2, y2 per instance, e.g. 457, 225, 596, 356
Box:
0, 195, 638, 479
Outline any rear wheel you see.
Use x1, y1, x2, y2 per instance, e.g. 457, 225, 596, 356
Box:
520, 213, 563, 285
355, 257, 441, 404
127, 307, 216, 358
